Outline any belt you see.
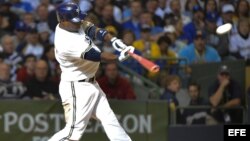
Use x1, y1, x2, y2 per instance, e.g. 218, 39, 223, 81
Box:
78, 77, 96, 83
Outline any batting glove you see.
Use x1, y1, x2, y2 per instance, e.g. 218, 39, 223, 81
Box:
118, 46, 135, 62
111, 37, 127, 52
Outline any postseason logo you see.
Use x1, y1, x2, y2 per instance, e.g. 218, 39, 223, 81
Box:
224, 124, 249, 141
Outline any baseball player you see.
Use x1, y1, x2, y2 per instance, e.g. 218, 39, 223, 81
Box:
48, 1, 134, 141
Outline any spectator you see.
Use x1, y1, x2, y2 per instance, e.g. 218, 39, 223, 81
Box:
155, 0, 169, 20
204, 12, 220, 50
0, 63, 10, 82
97, 62, 136, 100
121, 0, 136, 22
36, 4, 50, 25
163, 11, 177, 28
122, 0, 142, 39
160, 75, 181, 123
168, 0, 191, 25
157, 35, 176, 58
184, 0, 201, 18
182, 5, 205, 44
156, 35, 177, 66
122, 30, 136, 46
145, 0, 164, 27
89, 0, 122, 24
106, 0, 123, 24
24, 59, 58, 100
178, 29, 221, 65
22, 28, 44, 59
83, 12, 99, 26
217, 3, 237, 34
205, 10, 231, 60
89, 0, 106, 18
154, 35, 180, 87
36, 4, 51, 45
163, 23, 187, 53
21, 0, 40, 10
235, 0, 249, 20
47, 0, 64, 32
208, 65, 243, 124
132, 25, 160, 81
182, 82, 209, 125
0, 35, 23, 81
147, 35, 178, 81
0, 2, 19, 33
13, 21, 30, 53
138, 11, 163, 41
50, 63, 61, 88
37, 23, 52, 47
16, 54, 36, 84
229, 18, 250, 61
0, 62, 26, 99
0, 12, 9, 38
204, 0, 219, 17
9, 0, 33, 16
218, 0, 233, 10
132, 26, 160, 58
40, 0, 56, 12
70, 0, 92, 13
160, 75, 181, 106
41, 44, 58, 77
98, 4, 123, 37
46, 0, 64, 42
188, 82, 207, 106
22, 12, 36, 29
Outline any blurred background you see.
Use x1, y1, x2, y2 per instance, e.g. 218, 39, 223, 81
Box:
0, 0, 250, 141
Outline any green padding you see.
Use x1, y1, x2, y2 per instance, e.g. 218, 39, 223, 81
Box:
0, 100, 168, 141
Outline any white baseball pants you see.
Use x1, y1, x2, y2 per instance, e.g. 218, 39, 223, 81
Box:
48, 81, 132, 141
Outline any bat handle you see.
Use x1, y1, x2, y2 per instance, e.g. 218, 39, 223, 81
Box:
128, 51, 133, 55
128, 51, 140, 60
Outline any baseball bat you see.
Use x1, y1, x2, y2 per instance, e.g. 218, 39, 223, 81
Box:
128, 52, 160, 73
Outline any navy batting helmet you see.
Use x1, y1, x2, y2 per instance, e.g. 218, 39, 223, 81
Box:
56, 2, 87, 23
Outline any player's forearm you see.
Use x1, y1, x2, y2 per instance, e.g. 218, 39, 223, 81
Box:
101, 52, 118, 62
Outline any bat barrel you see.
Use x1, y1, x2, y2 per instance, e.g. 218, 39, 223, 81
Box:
150, 65, 160, 73
128, 51, 160, 73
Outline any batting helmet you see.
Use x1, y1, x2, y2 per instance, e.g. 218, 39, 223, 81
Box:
56, 2, 87, 23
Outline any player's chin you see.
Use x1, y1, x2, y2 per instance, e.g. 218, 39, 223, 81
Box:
73, 22, 82, 26
70, 22, 82, 30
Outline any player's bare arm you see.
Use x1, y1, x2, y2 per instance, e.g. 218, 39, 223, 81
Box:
100, 52, 118, 62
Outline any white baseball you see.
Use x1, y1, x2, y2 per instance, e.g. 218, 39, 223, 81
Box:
216, 23, 232, 35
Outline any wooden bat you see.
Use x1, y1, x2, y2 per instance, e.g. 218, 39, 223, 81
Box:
128, 52, 160, 73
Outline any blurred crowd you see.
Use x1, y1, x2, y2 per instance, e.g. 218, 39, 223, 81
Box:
0, 0, 250, 123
